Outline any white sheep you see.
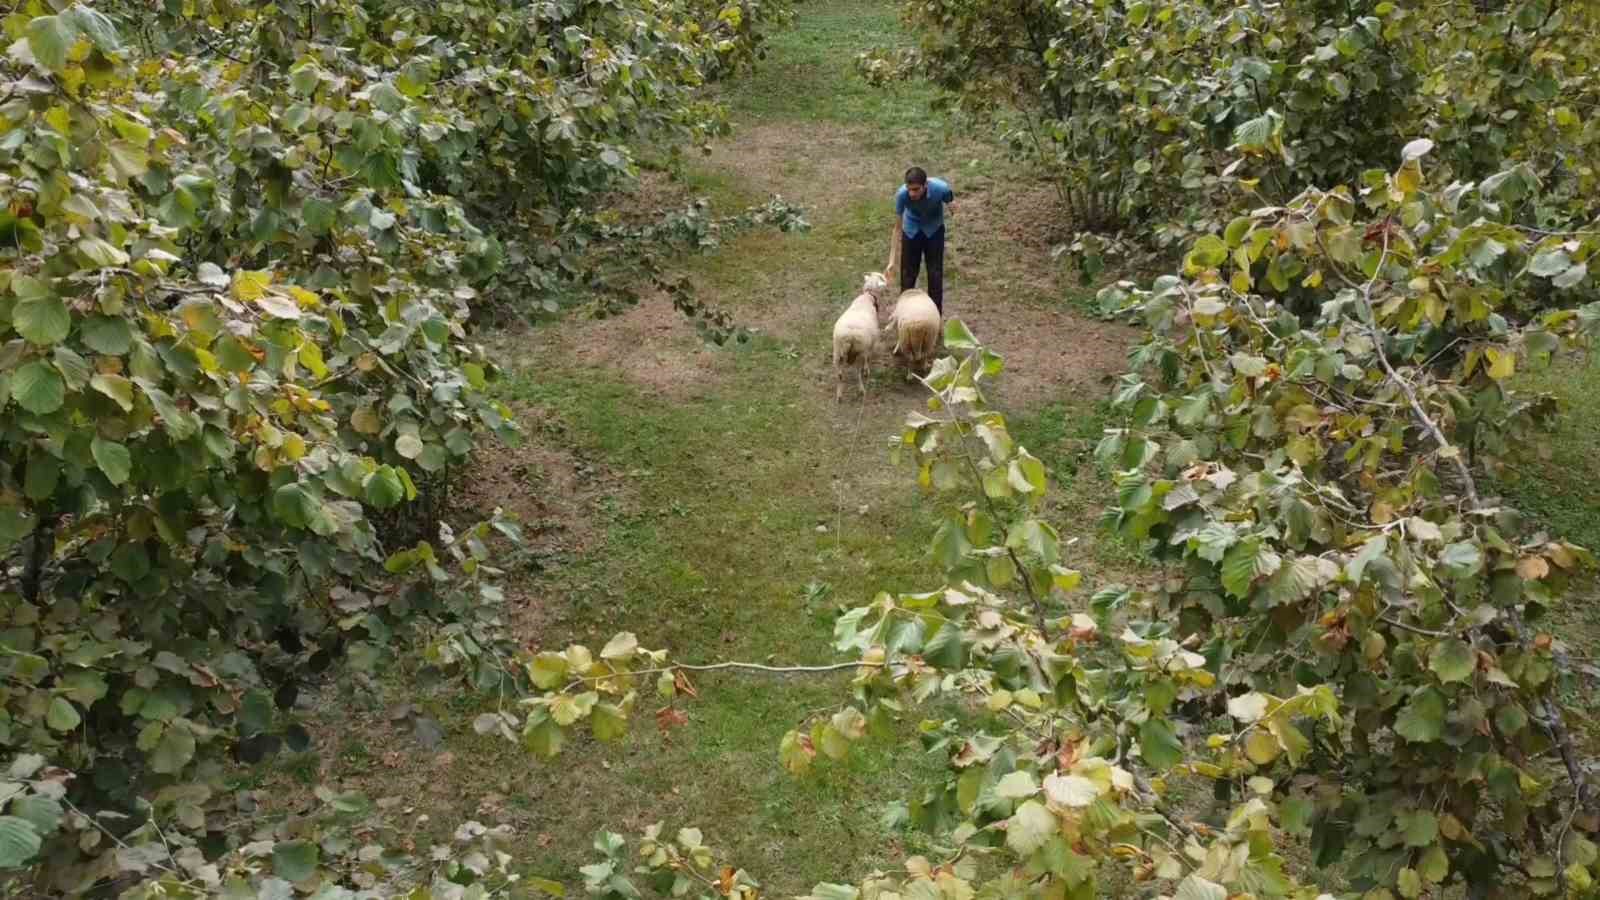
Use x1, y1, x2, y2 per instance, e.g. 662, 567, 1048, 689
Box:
884, 288, 941, 376
880, 220, 941, 376
831, 272, 890, 402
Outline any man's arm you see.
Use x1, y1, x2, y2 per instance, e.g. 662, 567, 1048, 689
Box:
895, 187, 908, 215
939, 179, 954, 205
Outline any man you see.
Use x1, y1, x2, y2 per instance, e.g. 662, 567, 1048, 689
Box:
894, 166, 954, 313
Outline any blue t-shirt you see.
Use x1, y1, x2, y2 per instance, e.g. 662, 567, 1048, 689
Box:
896, 177, 953, 238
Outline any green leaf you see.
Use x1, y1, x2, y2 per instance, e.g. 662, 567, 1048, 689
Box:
108, 141, 149, 179
1139, 717, 1184, 770
995, 770, 1039, 799
11, 362, 65, 415
239, 690, 273, 737
45, 697, 80, 732
150, 726, 196, 774
26, 15, 75, 72
524, 716, 564, 759
1439, 541, 1483, 578
60, 670, 107, 705
12, 295, 70, 346
0, 817, 42, 868
91, 437, 132, 486
1398, 809, 1438, 847
1222, 537, 1279, 599
1529, 249, 1572, 278
1495, 702, 1528, 736
90, 373, 135, 412
272, 483, 318, 525
272, 840, 320, 883
65, 6, 121, 53
364, 467, 405, 510
591, 703, 627, 742
943, 319, 978, 349
1397, 868, 1422, 899
140, 384, 197, 440
395, 433, 424, 459
1347, 534, 1388, 583
1189, 235, 1228, 268
80, 316, 132, 355
1554, 261, 1588, 289
1394, 688, 1446, 743
1428, 638, 1475, 684
111, 543, 151, 583
1005, 800, 1057, 855
551, 691, 598, 726
10, 796, 61, 837
1233, 113, 1276, 150
816, 723, 849, 760
923, 621, 966, 670
23, 455, 59, 501
77, 236, 129, 268
1229, 353, 1268, 377
1259, 555, 1329, 607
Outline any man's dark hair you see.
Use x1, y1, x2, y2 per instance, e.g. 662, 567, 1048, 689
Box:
904, 166, 928, 185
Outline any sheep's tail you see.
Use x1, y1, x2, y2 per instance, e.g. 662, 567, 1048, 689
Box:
835, 331, 868, 367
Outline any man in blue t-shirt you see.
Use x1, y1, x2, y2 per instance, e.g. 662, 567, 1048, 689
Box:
894, 166, 954, 313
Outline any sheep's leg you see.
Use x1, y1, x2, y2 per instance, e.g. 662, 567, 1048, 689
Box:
834, 357, 843, 403
857, 362, 867, 399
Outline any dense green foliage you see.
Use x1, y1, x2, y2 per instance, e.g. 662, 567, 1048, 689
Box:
862, 0, 1600, 244
8, 0, 1600, 897
1096, 147, 1600, 896
0, 0, 794, 892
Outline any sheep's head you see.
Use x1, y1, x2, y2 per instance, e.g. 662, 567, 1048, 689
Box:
862, 272, 890, 308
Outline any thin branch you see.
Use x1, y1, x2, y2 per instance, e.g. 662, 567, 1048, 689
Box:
565, 660, 885, 687
1347, 226, 1483, 507
1379, 615, 1451, 638
912, 367, 1052, 637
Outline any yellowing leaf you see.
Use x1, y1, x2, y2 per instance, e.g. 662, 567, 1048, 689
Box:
90, 374, 134, 411
1244, 730, 1281, 765
232, 270, 272, 302
1395, 161, 1422, 194
600, 632, 638, 661
1516, 555, 1550, 580
351, 406, 382, 435
1485, 347, 1515, 380
528, 653, 568, 689
297, 342, 328, 379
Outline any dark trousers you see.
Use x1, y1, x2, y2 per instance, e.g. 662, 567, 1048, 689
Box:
900, 227, 945, 313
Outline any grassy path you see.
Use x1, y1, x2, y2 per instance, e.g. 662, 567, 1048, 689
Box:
264, 0, 1139, 892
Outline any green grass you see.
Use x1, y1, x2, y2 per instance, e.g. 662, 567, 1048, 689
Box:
1497, 351, 1600, 554
1494, 351, 1600, 703
720, 0, 940, 129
